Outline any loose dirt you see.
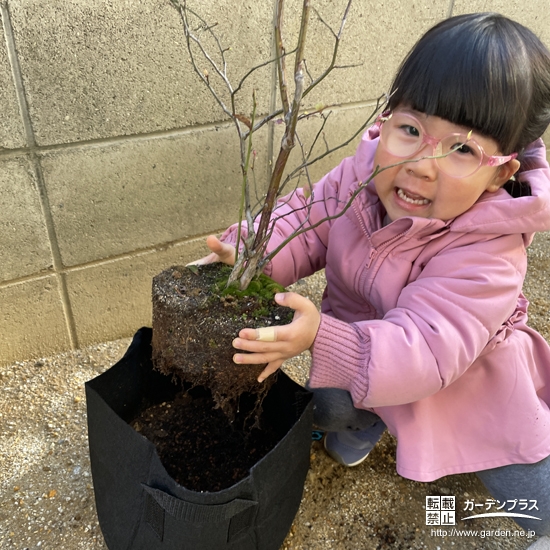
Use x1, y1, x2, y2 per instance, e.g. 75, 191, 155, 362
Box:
130, 384, 282, 492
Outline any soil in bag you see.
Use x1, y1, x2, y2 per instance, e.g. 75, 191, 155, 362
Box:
130, 383, 282, 492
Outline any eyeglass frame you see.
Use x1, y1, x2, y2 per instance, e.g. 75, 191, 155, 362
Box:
376, 111, 518, 178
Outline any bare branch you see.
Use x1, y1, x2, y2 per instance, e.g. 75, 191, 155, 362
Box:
173, 0, 393, 290
332, 62, 363, 70
249, 0, 311, 264
274, 0, 290, 117
173, 0, 234, 121
261, 168, 374, 265
312, 0, 352, 41
232, 47, 297, 99
302, 59, 314, 86
303, 111, 331, 162
294, 0, 310, 77
248, 108, 285, 135
236, 47, 299, 139
279, 95, 386, 195
302, 0, 353, 100
235, 90, 258, 264
180, 2, 231, 87
293, 131, 316, 195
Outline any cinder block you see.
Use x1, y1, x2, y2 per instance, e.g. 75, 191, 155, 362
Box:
39, 124, 267, 266
8, 0, 274, 145
65, 238, 211, 347
281, 0, 449, 109
0, 154, 52, 282
0, 276, 70, 366
0, 21, 26, 149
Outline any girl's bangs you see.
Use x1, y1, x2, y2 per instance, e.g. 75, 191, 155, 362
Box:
388, 17, 530, 154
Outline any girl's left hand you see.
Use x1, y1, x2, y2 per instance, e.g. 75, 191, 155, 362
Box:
232, 292, 321, 383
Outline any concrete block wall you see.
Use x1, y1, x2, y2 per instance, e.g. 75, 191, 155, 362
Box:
1, 0, 549, 365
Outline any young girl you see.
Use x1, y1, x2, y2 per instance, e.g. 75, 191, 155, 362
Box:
195, 13, 550, 537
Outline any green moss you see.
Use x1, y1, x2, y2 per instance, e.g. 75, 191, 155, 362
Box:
251, 307, 270, 318
211, 266, 285, 305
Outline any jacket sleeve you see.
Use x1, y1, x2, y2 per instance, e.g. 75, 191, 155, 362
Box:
309, 232, 527, 407
220, 152, 363, 287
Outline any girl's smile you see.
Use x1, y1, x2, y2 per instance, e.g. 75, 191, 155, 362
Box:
373, 109, 520, 222
395, 186, 431, 207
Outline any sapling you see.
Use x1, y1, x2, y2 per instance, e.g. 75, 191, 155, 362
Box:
171, 0, 387, 290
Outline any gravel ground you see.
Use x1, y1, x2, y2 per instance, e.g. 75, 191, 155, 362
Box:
1, 232, 549, 550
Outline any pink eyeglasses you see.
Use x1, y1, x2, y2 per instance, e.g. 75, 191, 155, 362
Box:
377, 111, 517, 178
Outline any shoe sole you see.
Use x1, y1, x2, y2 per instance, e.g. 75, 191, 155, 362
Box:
323, 436, 371, 467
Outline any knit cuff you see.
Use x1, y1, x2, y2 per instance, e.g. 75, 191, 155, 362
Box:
309, 313, 371, 399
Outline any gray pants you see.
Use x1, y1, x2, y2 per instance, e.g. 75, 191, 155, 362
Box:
311, 387, 550, 536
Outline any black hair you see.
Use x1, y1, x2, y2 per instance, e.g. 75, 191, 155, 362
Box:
388, 13, 550, 158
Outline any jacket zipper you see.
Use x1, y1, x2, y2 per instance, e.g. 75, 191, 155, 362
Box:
352, 196, 369, 235
352, 197, 409, 268
352, 199, 377, 268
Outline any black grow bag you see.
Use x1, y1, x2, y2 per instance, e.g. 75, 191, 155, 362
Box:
86, 328, 313, 550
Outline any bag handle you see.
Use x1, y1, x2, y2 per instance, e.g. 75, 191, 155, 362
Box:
142, 484, 258, 543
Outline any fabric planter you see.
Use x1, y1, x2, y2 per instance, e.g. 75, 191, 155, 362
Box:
86, 327, 313, 550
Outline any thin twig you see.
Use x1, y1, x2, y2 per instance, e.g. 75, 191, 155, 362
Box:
301, 0, 353, 101
274, 0, 290, 117
235, 90, 257, 264
280, 95, 386, 194
173, 0, 389, 289
232, 47, 297, 99
174, 1, 234, 120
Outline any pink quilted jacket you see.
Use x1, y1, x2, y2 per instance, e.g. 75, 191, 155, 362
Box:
222, 127, 550, 481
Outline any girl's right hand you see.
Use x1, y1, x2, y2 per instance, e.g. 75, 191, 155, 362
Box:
187, 235, 236, 266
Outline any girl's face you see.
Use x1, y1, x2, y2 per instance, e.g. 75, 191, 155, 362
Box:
373, 108, 520, 222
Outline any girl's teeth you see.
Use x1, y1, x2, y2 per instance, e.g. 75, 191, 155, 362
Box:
397, 188, 430, 205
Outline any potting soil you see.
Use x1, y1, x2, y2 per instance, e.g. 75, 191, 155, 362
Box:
152, 264, 293, 421
130, 384, 282, 492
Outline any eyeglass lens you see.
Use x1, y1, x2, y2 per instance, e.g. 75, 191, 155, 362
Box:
380, 113, 484, 177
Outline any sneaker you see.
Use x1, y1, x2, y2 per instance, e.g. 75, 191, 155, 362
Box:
323, 420, 386, 467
